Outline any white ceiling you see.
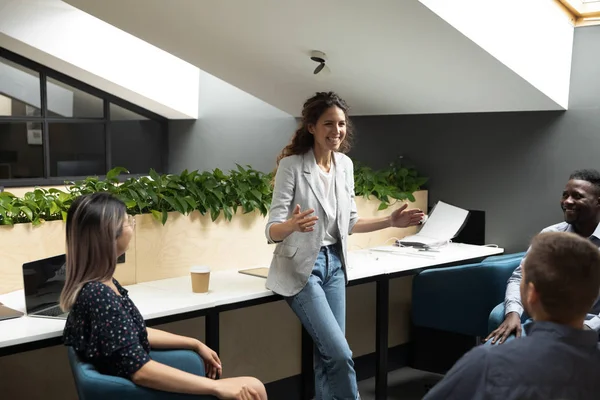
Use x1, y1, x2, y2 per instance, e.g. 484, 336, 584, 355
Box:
66, 0, 564, 117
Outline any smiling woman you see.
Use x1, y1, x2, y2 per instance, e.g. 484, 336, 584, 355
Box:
558, 0, 600, 25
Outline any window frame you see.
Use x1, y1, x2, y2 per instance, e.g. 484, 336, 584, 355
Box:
558, 0, 600, 26
0, 47, 169, 188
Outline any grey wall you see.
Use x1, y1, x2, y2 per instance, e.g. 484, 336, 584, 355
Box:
168, 70, 297, 174
349, 25, 600, 253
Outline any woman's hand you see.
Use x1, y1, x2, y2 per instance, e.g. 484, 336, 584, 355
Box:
390, 204, 424, 228
214, 383, 262, 400
287, 204, 318, 233
195, 342, 222, 379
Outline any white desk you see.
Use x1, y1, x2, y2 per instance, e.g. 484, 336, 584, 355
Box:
353, 243, 504, 276
348, 244, 503, 399
0, 243, 503, 400
138, 269, 274, 308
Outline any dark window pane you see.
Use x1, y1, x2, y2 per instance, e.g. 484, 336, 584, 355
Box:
0, 122, 44, 179
49, 123, 105, 177
47, 78, 103, 119
110, 104, 162, 174
110, 103, 148, 121
0, 57, 41, 117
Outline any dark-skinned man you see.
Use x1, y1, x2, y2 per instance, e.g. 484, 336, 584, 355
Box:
486, 169, 600, 345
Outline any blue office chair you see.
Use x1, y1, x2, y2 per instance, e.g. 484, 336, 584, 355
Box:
410, 252, 526, 373
67, 347, 217, 400
412, 252, 526, 338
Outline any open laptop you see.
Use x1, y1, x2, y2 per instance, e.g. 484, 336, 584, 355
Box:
23, 254, 69, 320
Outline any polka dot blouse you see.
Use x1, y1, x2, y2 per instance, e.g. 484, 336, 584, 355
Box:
63, 279, 151, 378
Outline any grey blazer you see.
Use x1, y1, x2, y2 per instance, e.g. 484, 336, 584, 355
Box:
265, 149, 359, 297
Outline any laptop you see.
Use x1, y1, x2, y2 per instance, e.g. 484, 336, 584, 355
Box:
23, 254, 69, 320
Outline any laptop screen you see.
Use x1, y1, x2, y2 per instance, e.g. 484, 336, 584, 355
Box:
23, 254, 67, 314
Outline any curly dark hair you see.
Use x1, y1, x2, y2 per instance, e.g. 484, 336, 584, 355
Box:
275, 91, 354, 167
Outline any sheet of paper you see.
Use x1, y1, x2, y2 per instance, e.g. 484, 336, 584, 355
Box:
417, 201, 469, 241
398, 201, 469, 247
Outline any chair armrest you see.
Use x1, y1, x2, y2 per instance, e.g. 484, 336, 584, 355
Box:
149, 349, 206, 377
67, 347, 212, 400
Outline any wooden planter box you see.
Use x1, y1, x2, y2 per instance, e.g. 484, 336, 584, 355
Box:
0, 191, 427, 294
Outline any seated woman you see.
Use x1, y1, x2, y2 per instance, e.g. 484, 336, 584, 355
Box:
60, 192, 267, 400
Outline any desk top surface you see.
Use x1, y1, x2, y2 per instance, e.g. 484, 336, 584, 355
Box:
0, 243, 503, 350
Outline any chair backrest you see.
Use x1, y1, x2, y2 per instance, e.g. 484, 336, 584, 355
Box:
67, 347, 87, 400
66, 347, 145, 400
481, 252, 526, 302
412, 252, 525, 337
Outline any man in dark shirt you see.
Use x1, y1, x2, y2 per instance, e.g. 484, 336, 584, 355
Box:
424, 231, 600, 400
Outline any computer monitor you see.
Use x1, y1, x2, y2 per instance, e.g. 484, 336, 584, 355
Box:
23, 254, 69, 319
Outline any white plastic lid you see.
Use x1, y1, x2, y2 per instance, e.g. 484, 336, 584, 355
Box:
190, 265, 210, 273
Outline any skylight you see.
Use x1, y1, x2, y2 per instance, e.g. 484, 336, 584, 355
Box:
559, 0, 600, 25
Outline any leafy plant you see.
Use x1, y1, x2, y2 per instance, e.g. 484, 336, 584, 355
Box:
0, 158, 427, 226
0, 188, 72, 226
354, 157, 428, 210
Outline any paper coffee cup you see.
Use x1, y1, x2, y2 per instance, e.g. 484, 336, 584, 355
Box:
190, 266, 210, 293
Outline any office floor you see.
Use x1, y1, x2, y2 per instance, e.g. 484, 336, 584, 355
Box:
358, 368, 443, 400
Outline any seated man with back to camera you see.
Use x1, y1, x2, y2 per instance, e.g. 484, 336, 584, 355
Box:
486, 169, 600, 344
424, 231, 600, 400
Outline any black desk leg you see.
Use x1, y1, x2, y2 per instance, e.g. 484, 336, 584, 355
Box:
375, 278, 389, 400
301, 326, 315, 400
206, 310, 220, 355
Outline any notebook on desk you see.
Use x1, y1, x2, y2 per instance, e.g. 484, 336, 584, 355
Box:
0, 302, 23, 321
238, 267, 269, 279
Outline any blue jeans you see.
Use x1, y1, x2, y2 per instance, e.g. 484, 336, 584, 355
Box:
286, 245, 358, 400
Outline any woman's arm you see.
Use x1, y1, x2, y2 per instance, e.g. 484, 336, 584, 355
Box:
269, 205, 318, 242
146, 327, 200, 351
132, 361, 267, 399
266, 158, 318, 243
351, 215, 392, 234
351, 204, 424, 234
146, 327, 222, 379
132, 361, 216, 394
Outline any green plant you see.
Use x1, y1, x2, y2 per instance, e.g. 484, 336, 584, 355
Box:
354, 157, 428, 210
0, 158, 427, 226
0, 188, 72, 226
0, 165, 275, 226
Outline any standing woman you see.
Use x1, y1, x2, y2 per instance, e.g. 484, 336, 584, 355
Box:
266, 92, 424, 399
